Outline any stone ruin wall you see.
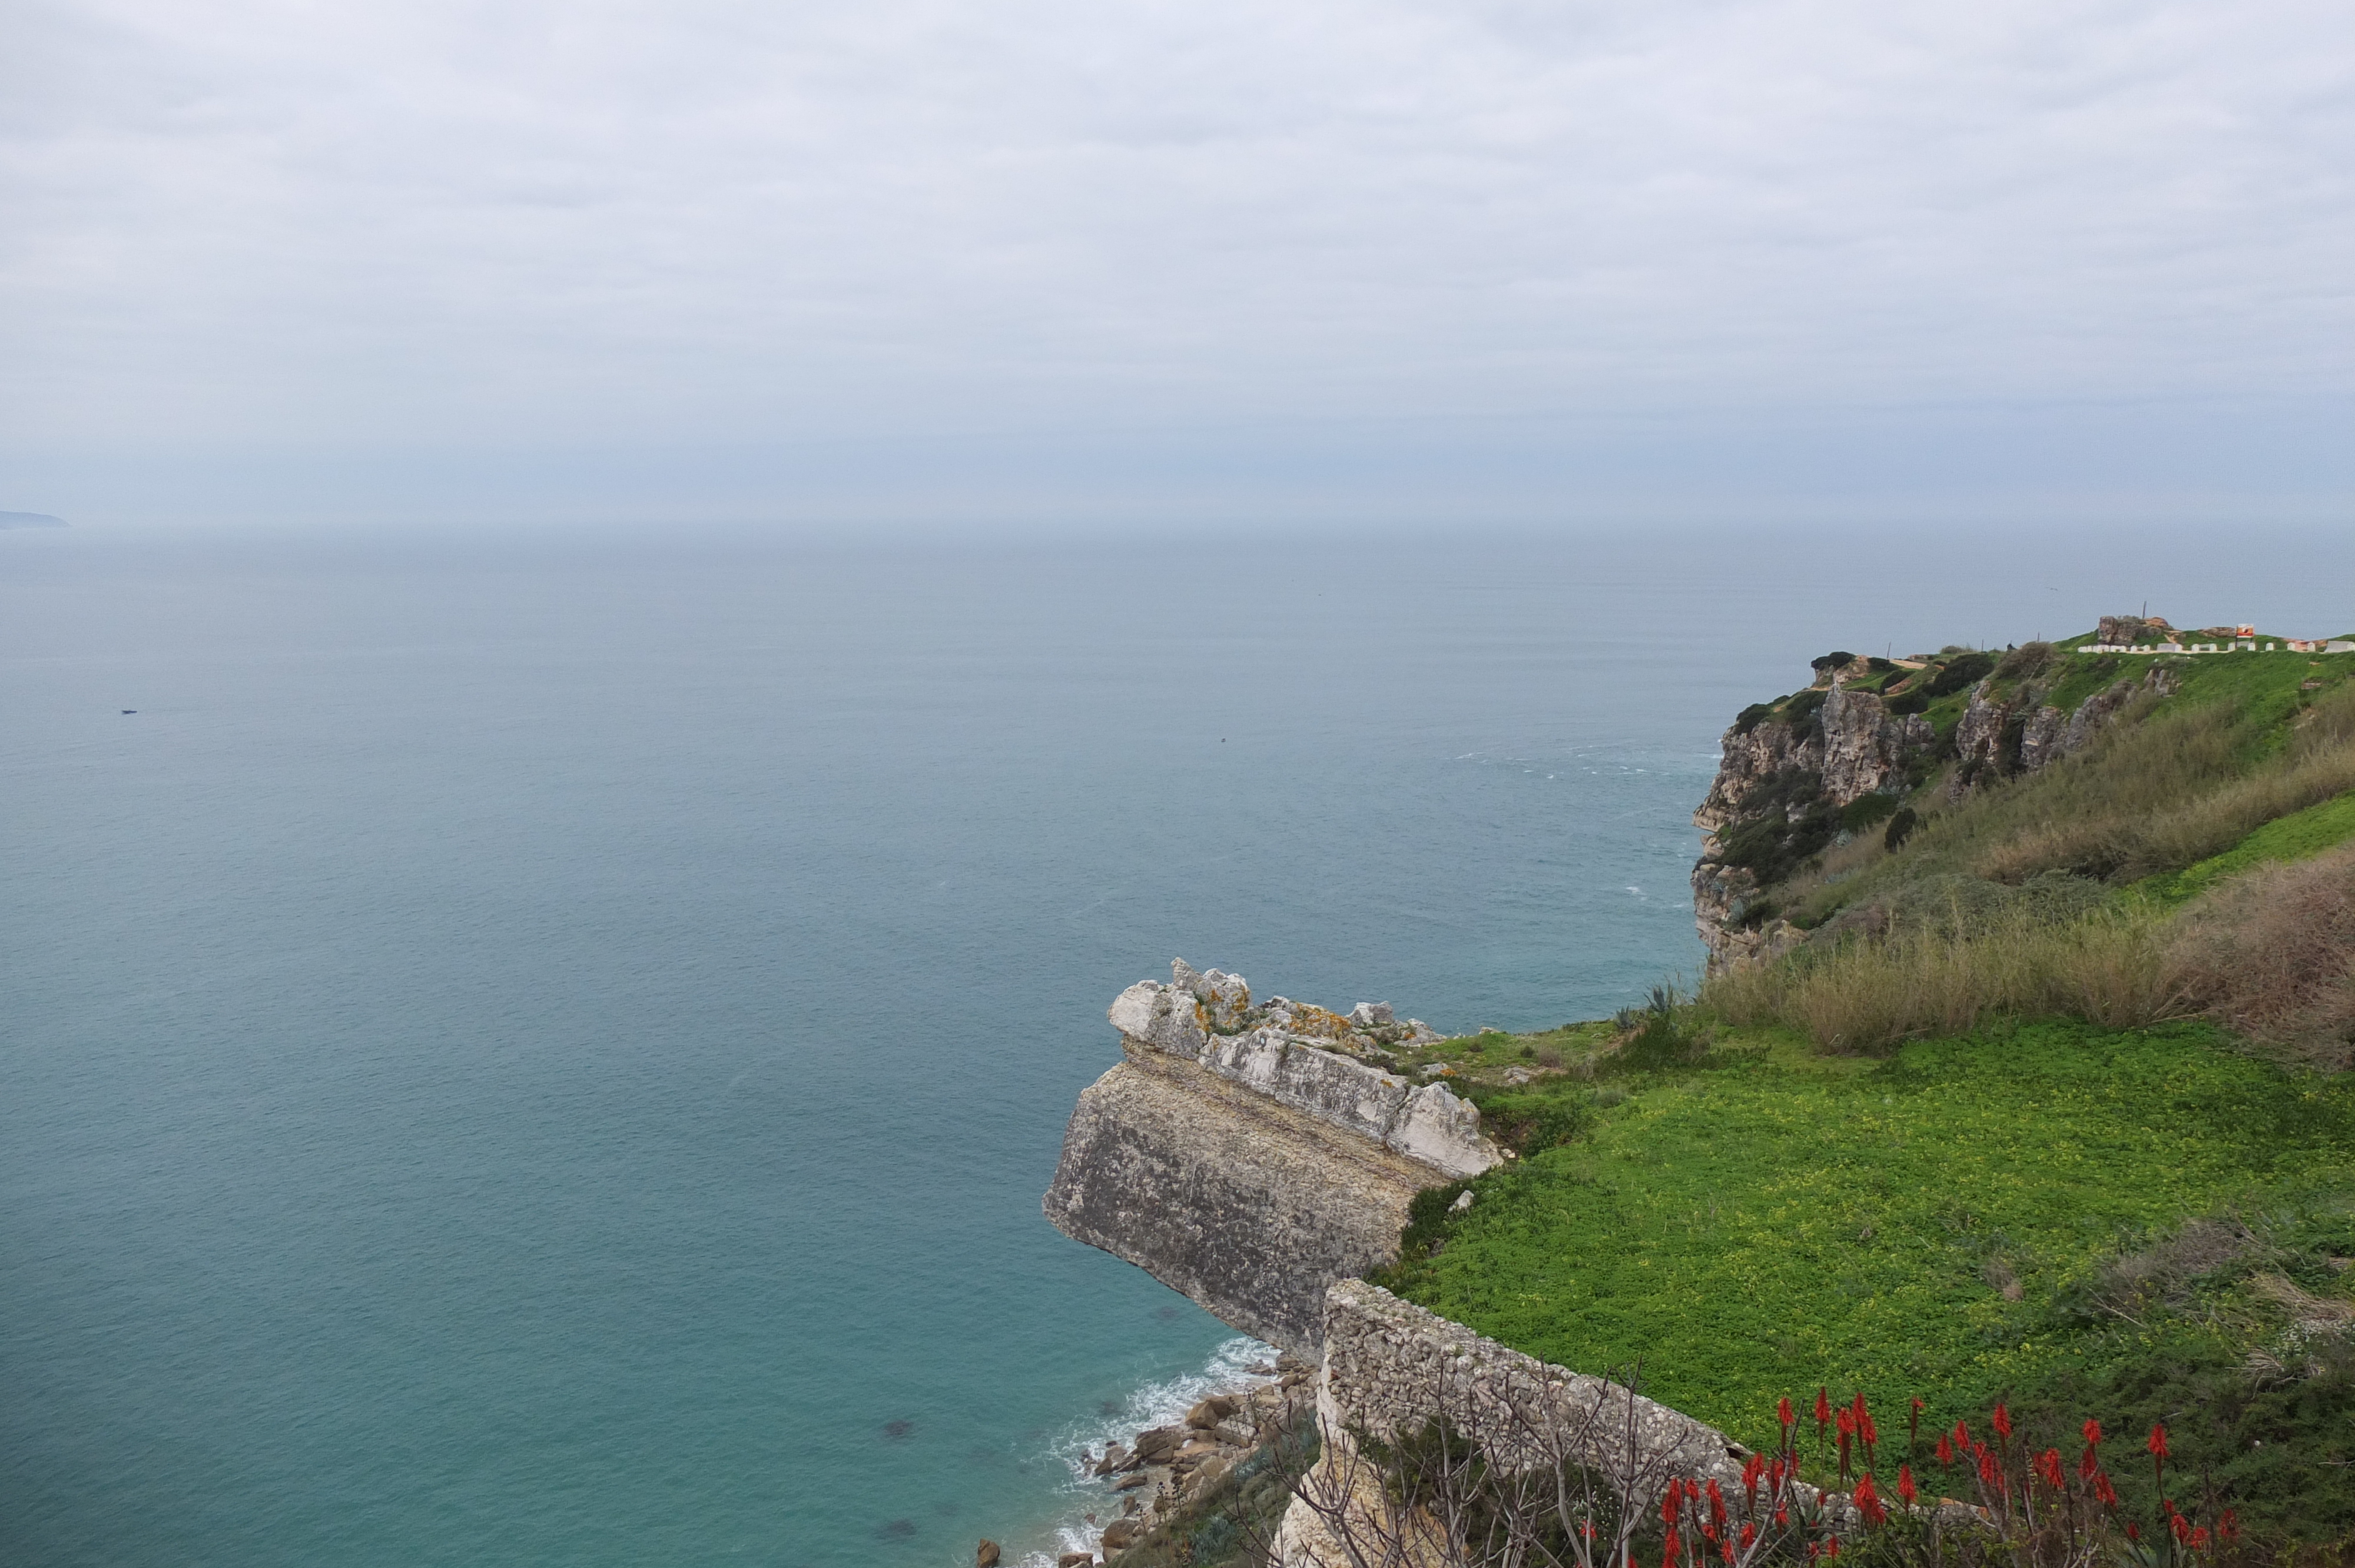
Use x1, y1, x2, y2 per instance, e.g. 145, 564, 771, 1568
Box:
1271, 1282, 1974, 1567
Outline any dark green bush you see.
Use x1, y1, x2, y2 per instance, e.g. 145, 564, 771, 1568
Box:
1780, 688, 1829, 735
1925, 652, 1997, 698
1716, 768, 1838, 885
1467, 1089, 1591, 1154
1840, 793, 1901, 831
1883, 805, 1919, 851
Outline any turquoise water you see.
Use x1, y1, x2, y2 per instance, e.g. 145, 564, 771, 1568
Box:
6, 524, 2347, 1566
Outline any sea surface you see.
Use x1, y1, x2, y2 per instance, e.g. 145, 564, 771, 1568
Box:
7, 522, 2349, 1567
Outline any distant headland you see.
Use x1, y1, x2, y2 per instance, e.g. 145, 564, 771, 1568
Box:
0, 511, 68, 529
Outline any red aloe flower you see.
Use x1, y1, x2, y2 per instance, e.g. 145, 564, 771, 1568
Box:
2081, 1443, 2102, 1481
2171, 1512, 2192, 1545
1854, 1473, 1888, 1526
1898, 1464, 1917, 1507
1935, 1434, 1954, 1466
1706, 1477, 1726, 1533
2082, 1417, 2103, 1447
1663, 1483, 1683, 1526
1977, 1449, 2001, 1490
2191, 1527, 2212, 1551
2128, 1522, 2141, 1543
1779, 1396, 1796, 1429
2147, 1423, 2170, 1460
2037, 1449, 2065, 1490
2093, 1471, 2119, 1508
1776, 1506, 1789, 1527
2220, 1510, 2240, 1544
1816, 1388, 1832, 1432
1740, 1523, 1757, 1550
1837, 1408, 1856, 1440
1664, 1524, 1681, 1566
1991, 1402, 2013, 1441
1952, 1418, 1969, 1451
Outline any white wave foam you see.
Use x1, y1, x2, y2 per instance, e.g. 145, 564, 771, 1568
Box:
1013, 1336, 1279, 1568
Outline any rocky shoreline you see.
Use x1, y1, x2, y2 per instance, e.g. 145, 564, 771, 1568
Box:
981, 1350, 1319, 1568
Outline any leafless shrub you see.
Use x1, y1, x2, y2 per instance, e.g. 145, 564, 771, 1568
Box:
1250, 1361, 1856, 1568
2089, 1219, 2258, 1324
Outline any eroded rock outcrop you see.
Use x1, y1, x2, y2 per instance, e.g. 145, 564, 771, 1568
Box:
1690, 683, 1937, 974
1691, 654, 2175, 972
1947, 665, 2176, 799
1044, 961, 1498, 1350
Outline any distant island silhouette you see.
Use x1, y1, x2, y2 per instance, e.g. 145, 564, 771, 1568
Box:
0, 511, 68, 529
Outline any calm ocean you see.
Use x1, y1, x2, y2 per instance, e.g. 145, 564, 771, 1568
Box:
6, 523, 2345, 1567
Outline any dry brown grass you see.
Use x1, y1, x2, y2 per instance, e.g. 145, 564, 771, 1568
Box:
1706, 903, 2196, 1054
2170, 842, 2355, 1070
1720, 838, 2355, 1062
1972, 683, 2355, 885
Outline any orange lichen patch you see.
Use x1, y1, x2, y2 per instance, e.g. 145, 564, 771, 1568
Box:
1282, 1005, 1355, 1039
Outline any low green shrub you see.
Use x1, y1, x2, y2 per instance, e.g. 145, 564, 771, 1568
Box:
1925, 652, 1997, 697
1840, 793, 1901, 831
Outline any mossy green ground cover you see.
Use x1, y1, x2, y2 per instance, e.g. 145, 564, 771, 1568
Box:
1382, 1022, 2355, 1530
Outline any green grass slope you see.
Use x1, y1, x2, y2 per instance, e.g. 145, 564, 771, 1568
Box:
1378, 1022, 2354, 1536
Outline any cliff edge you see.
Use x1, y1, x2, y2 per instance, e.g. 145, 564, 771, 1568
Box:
1043, 961, 1498, 1351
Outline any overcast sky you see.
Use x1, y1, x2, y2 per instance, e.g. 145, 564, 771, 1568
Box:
4, 0, 2351, 525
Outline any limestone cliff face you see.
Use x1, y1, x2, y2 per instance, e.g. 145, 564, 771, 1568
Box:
1691, 687, 1929, 837
1690, 684, 1936, 974
1947, 665, 2175, 799
1044, 961, 1498, 1351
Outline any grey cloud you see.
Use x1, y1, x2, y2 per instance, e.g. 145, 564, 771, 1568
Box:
2, 0, 2349, 519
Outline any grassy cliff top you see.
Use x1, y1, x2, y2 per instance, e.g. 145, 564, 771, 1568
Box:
1376, 624, 2355, 1542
